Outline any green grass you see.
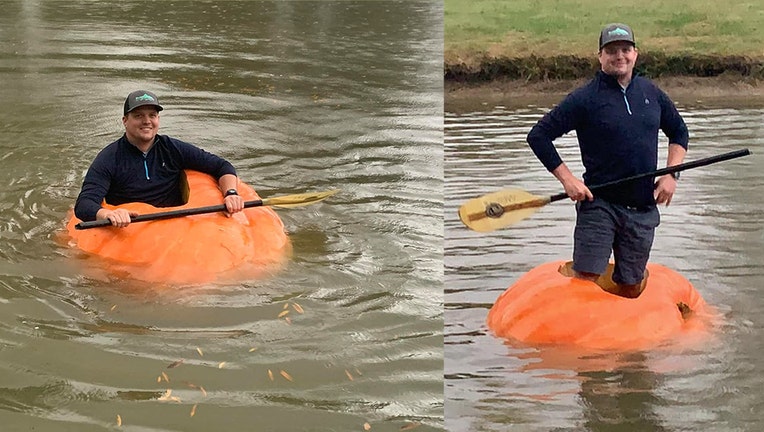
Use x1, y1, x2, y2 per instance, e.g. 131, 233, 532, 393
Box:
445, 0, 764, 63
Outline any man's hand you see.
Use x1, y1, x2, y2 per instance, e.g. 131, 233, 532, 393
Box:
654, 174, 677, 206
552, 163, 593, 202
223, 194, 244, 216
561, 177, 594, 202
98, 208, 139, 228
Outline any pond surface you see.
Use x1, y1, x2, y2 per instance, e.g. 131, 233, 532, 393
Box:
0, 2, 444, 430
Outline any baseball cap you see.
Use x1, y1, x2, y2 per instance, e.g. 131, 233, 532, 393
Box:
599, 23, 635, 50
123, 90, 164, 115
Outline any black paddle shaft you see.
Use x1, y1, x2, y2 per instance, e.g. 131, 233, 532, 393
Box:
75, 199, 265, 230
549, 149, 751, 203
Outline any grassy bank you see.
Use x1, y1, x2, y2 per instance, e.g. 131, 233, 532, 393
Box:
445, 0, 764, 85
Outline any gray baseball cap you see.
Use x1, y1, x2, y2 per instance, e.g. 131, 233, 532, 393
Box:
599, 23, 635, 50
123, 90, 164, 115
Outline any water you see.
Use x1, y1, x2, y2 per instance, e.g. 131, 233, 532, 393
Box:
0, 1, 444, 431
445, 101, 764, 431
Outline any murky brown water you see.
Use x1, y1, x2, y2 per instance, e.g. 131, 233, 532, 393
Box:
445, 102, 764, 431
0, 1, 444, 430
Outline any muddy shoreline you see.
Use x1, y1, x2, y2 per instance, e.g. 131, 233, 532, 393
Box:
445, 75, 764, 112
444, 55, 764, 112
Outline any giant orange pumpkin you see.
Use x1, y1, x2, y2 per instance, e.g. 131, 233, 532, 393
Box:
487, 261, 714, 351
65, 170, 291, 285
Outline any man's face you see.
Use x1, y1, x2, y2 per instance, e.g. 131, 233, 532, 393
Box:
123, 106, 160, 146
598, 41, 638, 78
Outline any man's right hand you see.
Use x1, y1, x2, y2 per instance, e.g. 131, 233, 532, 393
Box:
561, 177, 594, 202
552, 163, 594, 202
97, 208, 139, 228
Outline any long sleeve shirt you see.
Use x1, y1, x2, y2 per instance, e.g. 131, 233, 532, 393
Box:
74, 134, 236, 221
527, 71, 689, 208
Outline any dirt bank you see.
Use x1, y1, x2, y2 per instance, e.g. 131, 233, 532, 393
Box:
446, 75, 764, 112
445, 54, 764, 112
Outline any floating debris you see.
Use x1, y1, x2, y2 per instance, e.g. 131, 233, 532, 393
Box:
400, 422, 421, 431
280, 370, 293, 382
249, 347, 257, 352
292, 303, 304, 314
157, 389, 171, 400
218, 362, 226, 369
167, 359, 184, 369
157, 389, 181, 403
161, 372, 170, 383
363, 422, 371, 431
196, 347, 204, 357
190, 404, 197, 417
116, 414, 122, 426
345, 370, 354, 381
277, 310, 290, 318
187, 382, 206, 396
267, 369, 274, 381
284, 317, 292, 325
156, 376, 162, 383
110, 304, 117, 312
283, 303, 290, 310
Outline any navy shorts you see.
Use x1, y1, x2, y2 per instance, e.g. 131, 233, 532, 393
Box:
572, 198, 660, 285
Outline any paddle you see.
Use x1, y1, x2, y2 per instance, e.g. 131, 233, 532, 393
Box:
75, 189, 339, 230
459, 149, 751, 232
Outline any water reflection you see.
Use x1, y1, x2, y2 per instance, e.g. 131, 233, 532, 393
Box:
579, 356, 668, 432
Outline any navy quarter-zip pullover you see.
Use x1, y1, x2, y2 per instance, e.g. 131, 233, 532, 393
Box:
527, 71, 689, 208
74, 134, 237, 221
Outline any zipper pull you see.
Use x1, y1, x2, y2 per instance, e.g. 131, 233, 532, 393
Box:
143, 157, 150, 180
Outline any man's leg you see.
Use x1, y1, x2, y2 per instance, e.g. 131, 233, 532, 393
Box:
612, 206, 660, 298
572, 199, 617, 281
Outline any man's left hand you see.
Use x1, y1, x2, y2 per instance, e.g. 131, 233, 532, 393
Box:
654, 175, 677, 206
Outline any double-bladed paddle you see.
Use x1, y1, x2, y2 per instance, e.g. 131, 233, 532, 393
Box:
458, 149, 751, 232
75, 189, 339, 230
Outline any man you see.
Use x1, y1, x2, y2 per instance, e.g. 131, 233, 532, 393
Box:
526, 23, 689, 297
74, 90, 244, 227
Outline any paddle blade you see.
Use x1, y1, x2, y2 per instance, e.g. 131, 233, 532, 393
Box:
458, 189, 551, 232
262, 189, 339, 208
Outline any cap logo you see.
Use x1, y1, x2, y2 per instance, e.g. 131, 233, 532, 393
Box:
608, 27, 630, 37
134, 93, 155, 102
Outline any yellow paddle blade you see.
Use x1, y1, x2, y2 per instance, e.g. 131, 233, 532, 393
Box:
262, 189, 339, 208
458, 189, 552, 232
